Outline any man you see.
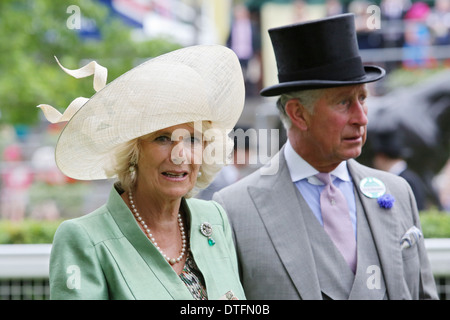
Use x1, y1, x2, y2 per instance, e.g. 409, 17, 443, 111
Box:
213, 14, 438, 300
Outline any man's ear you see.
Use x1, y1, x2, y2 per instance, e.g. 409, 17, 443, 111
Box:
285, 99, 309, 131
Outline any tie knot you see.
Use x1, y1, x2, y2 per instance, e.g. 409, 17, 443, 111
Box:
315, 172, 332, 185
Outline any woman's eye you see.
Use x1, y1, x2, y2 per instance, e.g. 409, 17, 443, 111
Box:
185, 135, 202, 146
154, 135, 171, 143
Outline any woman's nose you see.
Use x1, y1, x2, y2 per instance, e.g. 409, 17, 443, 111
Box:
170, 141, 187, 165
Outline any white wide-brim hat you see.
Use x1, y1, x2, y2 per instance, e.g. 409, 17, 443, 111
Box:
38, 45, 245, 180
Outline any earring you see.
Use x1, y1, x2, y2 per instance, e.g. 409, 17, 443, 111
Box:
197, 171, 202, 178
129, 164, 136, 179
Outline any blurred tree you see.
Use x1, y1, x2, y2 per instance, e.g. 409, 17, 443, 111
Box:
0, 0, 182, 125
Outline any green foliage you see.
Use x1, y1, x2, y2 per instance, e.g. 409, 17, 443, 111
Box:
420, 210, 450, 238
0, 0, 182, 125
1, 207, 448, 246
0, 219, 63, 244
386, 67, 448, 89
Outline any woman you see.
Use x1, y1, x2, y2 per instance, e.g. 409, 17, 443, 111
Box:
38, 45, 246, 299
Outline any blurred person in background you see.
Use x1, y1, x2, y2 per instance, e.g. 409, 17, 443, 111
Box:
371, 131, 426, 210
403, 2, 434, 68
349, 0, 383, 50
227, 4, 261, 96
38, 45, 245, 300
325, 0, 344, 17
196, 126, 254, 200
0, 144, 33, 221
427, 0, 450, 45
381, 0, 409, 48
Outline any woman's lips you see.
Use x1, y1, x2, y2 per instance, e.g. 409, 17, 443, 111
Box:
161, 171, 188, 181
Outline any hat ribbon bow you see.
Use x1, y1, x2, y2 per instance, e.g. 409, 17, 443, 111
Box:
37, 57, 107, 123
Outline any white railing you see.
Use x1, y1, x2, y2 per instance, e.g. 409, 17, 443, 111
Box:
425, 238, 450, 277
0, 244, 51, 279
1, 240, 450, 299
3, 240, 449, 278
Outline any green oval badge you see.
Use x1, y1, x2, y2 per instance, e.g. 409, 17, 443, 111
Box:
359, 177, 386, 199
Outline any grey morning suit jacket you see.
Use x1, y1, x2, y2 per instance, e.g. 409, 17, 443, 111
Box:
213, 146, 438, 300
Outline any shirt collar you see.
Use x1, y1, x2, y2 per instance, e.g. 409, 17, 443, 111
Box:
284, 139, 351, 185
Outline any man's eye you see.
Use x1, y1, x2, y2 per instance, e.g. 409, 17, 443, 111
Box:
336, 99, 350, 109
359, 95, 367, 103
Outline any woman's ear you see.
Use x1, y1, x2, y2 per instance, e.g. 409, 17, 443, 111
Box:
285, 99, 309, 131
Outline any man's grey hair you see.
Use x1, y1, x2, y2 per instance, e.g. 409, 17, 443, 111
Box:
276, 88, 325, 129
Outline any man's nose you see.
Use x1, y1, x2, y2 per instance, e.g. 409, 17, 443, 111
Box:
350, 101, 368, 126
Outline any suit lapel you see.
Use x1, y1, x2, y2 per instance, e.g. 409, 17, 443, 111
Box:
347, 159, 404, 299
247, 150, 322, 300
349, 191, 387, 299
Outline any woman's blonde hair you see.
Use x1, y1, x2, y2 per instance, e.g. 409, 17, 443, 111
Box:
105, 121, 233, 198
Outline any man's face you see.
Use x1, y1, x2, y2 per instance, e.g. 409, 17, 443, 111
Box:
300, 84, 369, 171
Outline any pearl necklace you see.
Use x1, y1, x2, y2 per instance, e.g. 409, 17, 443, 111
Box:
128, 191, 186, 265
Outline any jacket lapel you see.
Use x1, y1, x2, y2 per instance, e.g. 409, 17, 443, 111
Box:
347, 159, 404, 299
349, 190, 387, 299
247, 150, 322, 300
107, 187, 193, 299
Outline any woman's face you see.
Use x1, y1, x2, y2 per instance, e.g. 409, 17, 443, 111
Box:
136, 123, 203, 200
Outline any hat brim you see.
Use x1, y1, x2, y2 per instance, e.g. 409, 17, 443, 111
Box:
54, 45, 244, 180
260, 66, 385, 97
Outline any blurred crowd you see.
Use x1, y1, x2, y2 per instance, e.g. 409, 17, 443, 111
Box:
345, 0, 450, 47
0, 124, 76, 221
227, 0, 450, 97
347, 0, 450, 69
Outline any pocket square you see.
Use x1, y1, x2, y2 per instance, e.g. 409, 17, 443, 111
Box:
400, 226, 423, 250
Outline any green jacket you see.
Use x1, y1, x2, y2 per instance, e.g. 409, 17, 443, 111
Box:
49, 186, 245, 300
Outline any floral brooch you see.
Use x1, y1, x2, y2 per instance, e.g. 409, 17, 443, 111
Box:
377, 194, 395, 209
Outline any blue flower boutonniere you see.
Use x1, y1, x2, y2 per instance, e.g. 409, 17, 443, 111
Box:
377, 194, 395, 209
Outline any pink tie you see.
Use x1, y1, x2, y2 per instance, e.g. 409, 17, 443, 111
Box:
316, 173, 357, 273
